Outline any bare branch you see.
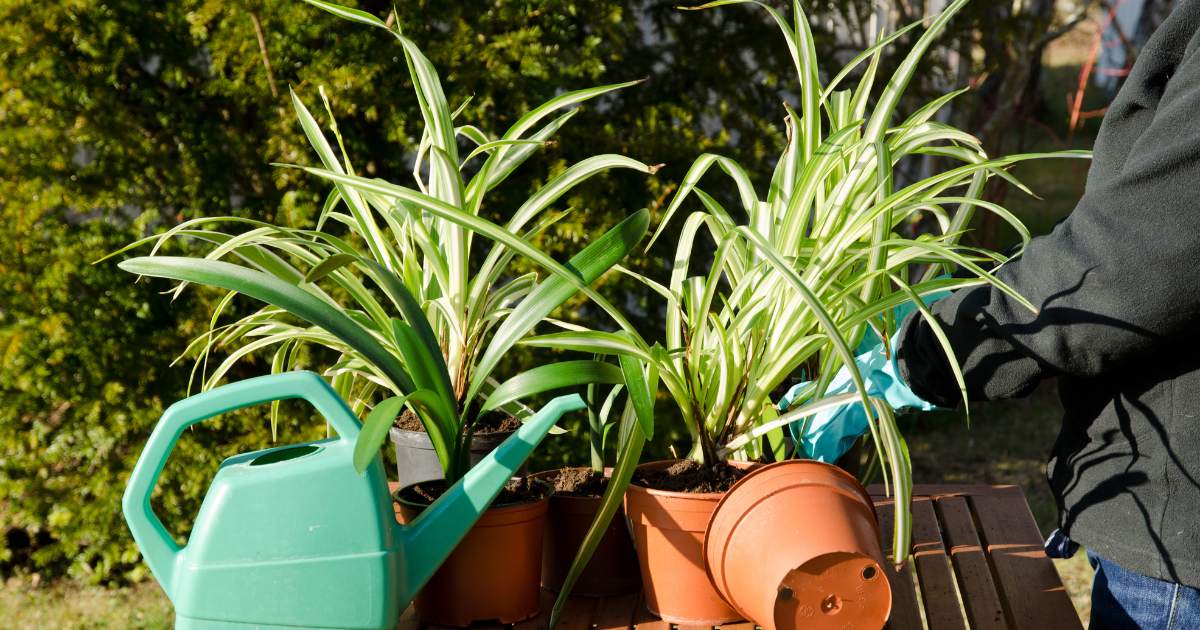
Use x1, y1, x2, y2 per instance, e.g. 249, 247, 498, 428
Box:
1035, 0, 1097, 48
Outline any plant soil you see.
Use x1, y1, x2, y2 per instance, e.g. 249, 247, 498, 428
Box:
401, 477, 550, 507
551, 468, 608, 498
393, 399, 521, 434
631, 459, 749, 494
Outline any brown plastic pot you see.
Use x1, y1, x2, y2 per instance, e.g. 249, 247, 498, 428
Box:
704, 460, 891, 630
623, 459, 759, 624
533, 468, 641, 596
394, 479, 553, 627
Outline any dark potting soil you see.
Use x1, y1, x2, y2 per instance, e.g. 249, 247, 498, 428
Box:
630, 459, 749, 494
551, 468, 608, 499
401, 477, 550, 507
393, 399, 521, 434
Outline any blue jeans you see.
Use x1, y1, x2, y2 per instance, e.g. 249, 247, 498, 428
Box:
1090, 550, 1200, 629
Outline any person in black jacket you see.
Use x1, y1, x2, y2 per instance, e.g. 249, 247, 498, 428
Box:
808, 1, 1200, 626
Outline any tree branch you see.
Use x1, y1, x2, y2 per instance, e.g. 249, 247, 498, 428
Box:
241, 2, 279, 99
1035, 0, 1097, 48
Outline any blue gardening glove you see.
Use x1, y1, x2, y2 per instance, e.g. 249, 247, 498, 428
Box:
777, 283, 953, 463
779, 331, 942, 462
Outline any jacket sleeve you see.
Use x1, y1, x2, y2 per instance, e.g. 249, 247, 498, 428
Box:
897, 29, 1200, 407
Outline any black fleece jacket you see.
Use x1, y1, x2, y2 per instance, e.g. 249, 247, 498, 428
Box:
897, 0, 1200, 587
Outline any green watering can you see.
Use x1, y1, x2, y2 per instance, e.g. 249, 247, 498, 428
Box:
123, 371, 584, 630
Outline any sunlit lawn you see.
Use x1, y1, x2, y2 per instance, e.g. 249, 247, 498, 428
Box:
0, 578, 174, 629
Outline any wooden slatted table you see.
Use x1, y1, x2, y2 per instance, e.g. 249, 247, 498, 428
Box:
397, 485, 1082, 630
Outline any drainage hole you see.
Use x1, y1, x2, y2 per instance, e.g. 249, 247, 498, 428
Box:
778, 587, 794, 601
821, 594, 843, 615
862, 565, 878, 581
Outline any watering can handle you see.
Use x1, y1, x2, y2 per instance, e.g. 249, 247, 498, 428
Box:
121, 371, 360, 601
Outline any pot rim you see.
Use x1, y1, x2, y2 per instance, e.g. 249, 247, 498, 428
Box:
530, 467, 615, 503
392, 477, 554, 512
701, 458, 882, 612
389, 425, 518, 448
389, 426, 518, 436
703, 459, 878, 537
736, 459, 873, 508
626, 459, 759, 500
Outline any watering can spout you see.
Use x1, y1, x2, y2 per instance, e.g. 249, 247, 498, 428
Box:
394, 393, 585, 598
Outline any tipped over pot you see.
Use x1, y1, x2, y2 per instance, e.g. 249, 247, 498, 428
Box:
624, 459, 758, 624
533, 468, 641, 596
704, 460, 891, 630
394, 478, 553, 627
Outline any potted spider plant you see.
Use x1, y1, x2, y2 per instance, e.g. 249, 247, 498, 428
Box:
107, 0, 660, 625
534, 379, 642, 596
528, 0, 1089, 626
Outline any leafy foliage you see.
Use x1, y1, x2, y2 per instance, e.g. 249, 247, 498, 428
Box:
113, 0, 666, 484
0, 218, 333, 582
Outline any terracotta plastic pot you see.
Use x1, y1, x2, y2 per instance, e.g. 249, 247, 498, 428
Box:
394, 479, 552, 627
624, 459, 758, 624
533, 468, 641, 596
704, 460, 891, 630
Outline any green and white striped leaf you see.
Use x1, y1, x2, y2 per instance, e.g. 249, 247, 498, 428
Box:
482, 361, 623, 412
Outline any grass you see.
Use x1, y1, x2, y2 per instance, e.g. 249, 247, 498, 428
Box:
0, 577, 174, 629
903, 380, 1094, 626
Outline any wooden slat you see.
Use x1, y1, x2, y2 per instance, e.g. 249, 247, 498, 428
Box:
911, 497, 967, 630
676, 625, 712, 630
396, 604, 420, 630
513, 589, 557, 630
596, 593, 640, 630
874, 497, 923, 630
632, 617, 670, 630
971, 495, 1083, 630
719, 624, 756, 630
935, 496, 1008, 630
869, 484, 1024, 498
555, 597, 599, 630
632, 591, 671, 630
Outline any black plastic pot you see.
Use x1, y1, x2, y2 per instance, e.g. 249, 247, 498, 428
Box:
389, 427, 528, 488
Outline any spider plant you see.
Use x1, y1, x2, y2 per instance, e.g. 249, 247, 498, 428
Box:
536, 0, 1090, 602
583, 383, 623, 472
107, 0, 659, 486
